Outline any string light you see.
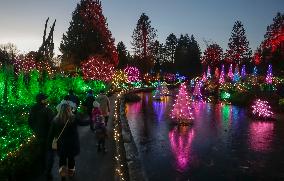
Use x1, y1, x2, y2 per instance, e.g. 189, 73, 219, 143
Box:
252, 99, 274, 118
170, 83, 194, 124
81, 56, 115, 82
123, 66, 140, 83
266, 64, 273, 84
228, 64, 233, 80
219, 65, 225, 84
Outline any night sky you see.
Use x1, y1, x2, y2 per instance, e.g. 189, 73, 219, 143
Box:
0, 0, 283, 55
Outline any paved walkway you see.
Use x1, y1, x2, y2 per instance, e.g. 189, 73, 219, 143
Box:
35, 95, 116, 181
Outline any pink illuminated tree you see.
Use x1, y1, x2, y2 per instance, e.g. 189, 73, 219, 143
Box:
252, 99, 274, 119
228, 64, 233, 80
202, 72, 207, 82
124, 66, 140, 82
219, 65, 225, 84
171, 83, 194, 123
193, 81, 202, 100
266, 64, 273, 84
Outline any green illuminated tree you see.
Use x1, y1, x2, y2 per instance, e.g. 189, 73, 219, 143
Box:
28, 70, 40, 102
16, 72, 30, 104
0, 68, 5, 103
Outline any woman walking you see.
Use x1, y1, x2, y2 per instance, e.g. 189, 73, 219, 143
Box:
48, 103, 80, 180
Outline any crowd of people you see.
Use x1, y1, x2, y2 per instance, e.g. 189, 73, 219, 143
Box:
28, 89, 110, 181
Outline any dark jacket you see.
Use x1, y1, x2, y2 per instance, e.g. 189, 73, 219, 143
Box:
84, 95, 95, 114
69, 94, 80, 107
48, 115, 80, 157
28, 103, 54, 143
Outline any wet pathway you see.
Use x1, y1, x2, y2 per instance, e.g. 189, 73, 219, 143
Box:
35, 95, 116, 181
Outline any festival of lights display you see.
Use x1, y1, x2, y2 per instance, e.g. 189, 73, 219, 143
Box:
81, 56, 115, 82
206, 66, 211, 79
233, 65, 240, 82
228, 64, 233, 80
169, 127, 194, 171
249, 122, 274, 152
123, 66, 140, 83
202, 72, 207, 82
252, 99, 274, 119
193, 80, 202, 100
253, 66, 258, 76
241, 65, 246, 78
170, 83, 194, 123
111, 70, 129, 91
219, 65, 225, 84
266, 64, 273, 84
214, 67, 219, 79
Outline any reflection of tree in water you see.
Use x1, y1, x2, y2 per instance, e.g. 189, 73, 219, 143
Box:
169, 126, 195, 172
153, 97, 168, 122
141, 96, 150, 144
249, 121, 274, 152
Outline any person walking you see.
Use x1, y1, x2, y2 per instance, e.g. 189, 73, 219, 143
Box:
92, 101, 108, 153
28, 93, 54, 180
48, 103, 80, 181
96, 90, 110, 126
83, 90, 96, 130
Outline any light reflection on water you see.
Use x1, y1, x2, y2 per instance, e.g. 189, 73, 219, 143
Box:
125, 92, 282, 180
169, 126, 195, 172
249, 121, 274, 152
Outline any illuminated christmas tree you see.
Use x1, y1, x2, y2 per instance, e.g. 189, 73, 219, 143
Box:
228, 64, 233, 80
171, 83, 194, 124
233, 65, 240, 82
60, 0, 118, 67
206, 66, 211, 79
266, 64, 273, 84
219, 65, 225, 84
161, 82, 170, 95
81, 56, 114, 82
16, 72, 30, 104
252, 99, 274, 119
124, 66, 140, 82
253, 66, 258, 76
241, 65, 246, 78
214, 67, 219, 79
193, 81, 202, 100
202, 72, 207, 82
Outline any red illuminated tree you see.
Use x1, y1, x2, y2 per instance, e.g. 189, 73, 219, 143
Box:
255, 12, 284, 75
81, 55, 114, 82
225, 21, 252, 66
201, 43, 223, 70
60, 0, 118, 68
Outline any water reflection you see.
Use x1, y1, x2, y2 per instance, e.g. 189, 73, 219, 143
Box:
125, 92, 282, 180
169, 126, 195, 172
153, 96, 169, 122
249, 121, 274, 152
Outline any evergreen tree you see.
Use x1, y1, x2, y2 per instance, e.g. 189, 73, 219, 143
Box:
131, 13, 157, 73
165, 33, 178, 63
225, 21, 252, 66
152, 41, 167, 73
60, 0, 118, 68
201, 43, 223, 70
187, 35, 202, 76
16, 72, 29, 104
170, 83, 194, 123
174, 34, 190, 75
174, 34, 201, 76
257, 12, 284, 75
117, 41, 129, 69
